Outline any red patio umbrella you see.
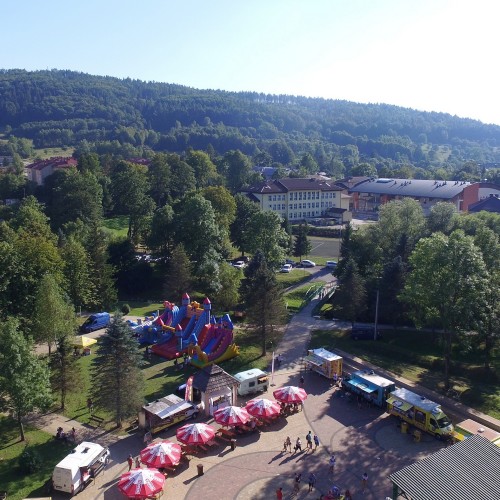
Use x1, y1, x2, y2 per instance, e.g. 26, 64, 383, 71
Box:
176, 422, 215, 445
140, 440, 182, 468
118, 468, 165, 499
214, 405, 252, 427
245, 398, 281, 418
273, 385, 308, 403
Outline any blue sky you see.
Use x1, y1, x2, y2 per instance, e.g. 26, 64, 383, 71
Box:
2, 0, 500, 125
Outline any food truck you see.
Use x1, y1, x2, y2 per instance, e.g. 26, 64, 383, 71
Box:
452, 419, 500, 446
304, 348, 343, 380
386, 388, 454, 438
52, 441, 110, 495
344, 370, 396, 407
138, 394, 201, 435
234, 368, 269, 396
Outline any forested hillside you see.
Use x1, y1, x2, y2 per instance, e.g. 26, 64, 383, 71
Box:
2, 69, 500, 177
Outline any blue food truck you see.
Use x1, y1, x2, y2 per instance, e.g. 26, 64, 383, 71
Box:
344, 370, 396, 407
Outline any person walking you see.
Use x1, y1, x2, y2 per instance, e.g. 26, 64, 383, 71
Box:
306, 430, 313, 450
127, 454, 133, 471
344, 489, 353, 500
313, 434, 320, 450
283, 436, 292, 453
293, 473, 302, 494
362, 472, 368, 493
294, 437, 302, 453
87, 397, 94, 414
276, 486, 283, 500
135, 456, 141, 468
308, 472, 316, 492
328, 453, 336, 474
299, 375, 305, 388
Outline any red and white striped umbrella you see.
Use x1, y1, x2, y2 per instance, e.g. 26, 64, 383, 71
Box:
273, 385, 308, 403
214, 405, 252, 427
140, 440, 182, 468
176, 422, 215, 445
245, 398, 281, 418
118, 468, 165, 499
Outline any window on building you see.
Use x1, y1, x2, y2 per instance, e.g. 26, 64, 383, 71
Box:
268, 195, 272, 201
332, 193, 336, 198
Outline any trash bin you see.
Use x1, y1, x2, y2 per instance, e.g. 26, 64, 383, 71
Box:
197, 463, 204, 476
401, 422, 408, 434
413, 430, 421, 442
230, 438, 236, 451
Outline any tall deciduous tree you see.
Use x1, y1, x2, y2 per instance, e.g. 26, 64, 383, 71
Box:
147, 153, 171, 207
186, 150, 220, 189
90, 314, 144, 427
223, 150, 252, 193
163, 244, 193, 301
293, 223, 312, 262
231, 194, 260, 257
212, 262, 241, 312
427, 202, 458, 235
32, 274, 76, 354
201, 186, 237, 233
240, 251, 287, 356
401, 230, 489, 389
0, 318, 52, 441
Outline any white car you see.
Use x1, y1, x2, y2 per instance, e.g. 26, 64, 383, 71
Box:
301, 260, 316, 268
280, 264, 292, 273
233, 261, 246, 269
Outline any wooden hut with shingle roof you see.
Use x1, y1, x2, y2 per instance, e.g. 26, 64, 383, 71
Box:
192, 364, 239, 416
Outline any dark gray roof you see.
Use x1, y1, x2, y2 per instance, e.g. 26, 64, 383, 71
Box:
350, 178, 471, 199
192, 364, 239, 393
468, 196, 500, 213
390, 435, 500, 500
335, 176, 370, 189
242, 178, 342, 194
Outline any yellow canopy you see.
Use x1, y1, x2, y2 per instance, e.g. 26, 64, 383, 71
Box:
72, 336, 97, 348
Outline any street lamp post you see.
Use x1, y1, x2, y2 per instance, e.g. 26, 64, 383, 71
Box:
374, 287, 380, 341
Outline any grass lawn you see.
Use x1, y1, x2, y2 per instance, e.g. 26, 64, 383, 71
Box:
276, 269, 311, 288
0, 416, 70, 500
310, 328, 500, 420
284, 281, 326, 313
102, 215, 129, 239
33, 146, 75, 159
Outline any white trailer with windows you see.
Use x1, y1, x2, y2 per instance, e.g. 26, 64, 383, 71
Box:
234, 368, 269, 396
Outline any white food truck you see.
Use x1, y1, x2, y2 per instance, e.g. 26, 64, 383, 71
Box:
52, 441, 110, 495
234, 368, 269, 396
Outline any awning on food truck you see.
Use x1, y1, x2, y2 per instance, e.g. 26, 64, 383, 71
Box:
304, 355, 322, 367
348, 379, 376, 394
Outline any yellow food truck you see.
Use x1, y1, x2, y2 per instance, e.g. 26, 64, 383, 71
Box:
386, 388, 454, 439
304, 348, 343, 380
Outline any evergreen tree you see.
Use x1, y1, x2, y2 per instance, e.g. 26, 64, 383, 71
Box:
90, 313, 144, 427
240, 251, 287, 356
50, 334, 80, 410
0, 318, 52, 441
293, 223, 312, 262
163, 244, 193, 301
334, 222, 353, 278
335, 258, 367, 325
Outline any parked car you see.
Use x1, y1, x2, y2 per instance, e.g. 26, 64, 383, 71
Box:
232, 261, 246, 269
301, 259, 316, 267
285, 259, 297, 267
350, 325, 382, 340
280, 264, 293, 273
326, 260, 337, 269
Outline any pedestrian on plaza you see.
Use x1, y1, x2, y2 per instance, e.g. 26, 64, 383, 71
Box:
328, 453, 336, 474
333, 372, 338, 386
127, 454, 133, 471
277, 353, 283, 367
344, 489, 353, 500
135, 456, 141, 468
294, 437, 302, 453
293, 473, 302, 494
362, 472, 368, 493
313, 434, 320, 450
306, 430, 313, 450
283, 436, 292, 453
308, 472, 316, 492
299, 375, 305, 388
276, 486, 283, 500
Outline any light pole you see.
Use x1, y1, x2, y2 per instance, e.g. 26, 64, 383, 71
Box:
374, 287, 380, 341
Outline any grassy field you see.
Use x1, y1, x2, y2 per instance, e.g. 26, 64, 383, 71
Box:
33, 147, 75, 159
310, 327, 500, 419
284, 281, 326, 313
0, 416, 70, 500
102, 215, 129, 239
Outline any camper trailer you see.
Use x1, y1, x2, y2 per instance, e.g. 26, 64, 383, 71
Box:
52, 441, 110, 495
234, 369, 269, 396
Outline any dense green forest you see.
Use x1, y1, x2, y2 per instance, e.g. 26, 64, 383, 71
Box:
1, 69, 500, 180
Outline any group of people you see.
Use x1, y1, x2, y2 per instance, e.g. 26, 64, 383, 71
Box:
56, 426, 76, 443
283, 431, 320, 454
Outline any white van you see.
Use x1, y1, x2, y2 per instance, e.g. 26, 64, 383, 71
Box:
52, 441, 110, 495
234, 368, 269, 396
